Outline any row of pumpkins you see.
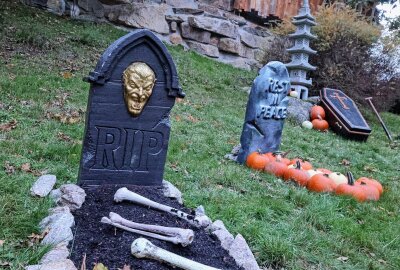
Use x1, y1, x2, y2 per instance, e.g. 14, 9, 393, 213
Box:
302, 105, 329, 131
246, 152, 383, 202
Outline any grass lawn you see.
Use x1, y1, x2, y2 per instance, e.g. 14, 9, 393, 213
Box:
1, 1, 399, 269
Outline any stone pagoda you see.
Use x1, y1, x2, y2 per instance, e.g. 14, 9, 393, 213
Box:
285, 0, 317, 100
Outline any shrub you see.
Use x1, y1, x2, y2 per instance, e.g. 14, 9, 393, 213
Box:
264, 4, 400, 111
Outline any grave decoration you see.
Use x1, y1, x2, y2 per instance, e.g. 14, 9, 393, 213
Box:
237, 61, 290, 164
78, 29, 184, 187
320, 88, 371, 141
244, 151, 383, 202
60, 30, 257, 270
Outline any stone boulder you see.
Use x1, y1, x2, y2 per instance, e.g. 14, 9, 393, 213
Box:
58, 184, 86, 211
287, 97, 313, 125
162, 180, 183, 204
218, 38, 240, 54
187, 41, 219, 58
40, 207, 74, 246
77, 0, 104, 18
98, 0, 132, 4
188, 16, 238, 38
181, 22, 211, 44
107, 3, 171, 34
229, 234, 260, 270
166, 0, 198, 9
47, 0, 65, 15
30, 174, 57, 197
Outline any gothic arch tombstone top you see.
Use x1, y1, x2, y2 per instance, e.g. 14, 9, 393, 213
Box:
78, 30, 184, 187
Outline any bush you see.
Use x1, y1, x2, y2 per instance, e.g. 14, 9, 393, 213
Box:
264, 4, 400, 111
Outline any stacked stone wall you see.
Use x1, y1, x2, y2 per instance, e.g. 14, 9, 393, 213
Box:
21, 0, 277, 70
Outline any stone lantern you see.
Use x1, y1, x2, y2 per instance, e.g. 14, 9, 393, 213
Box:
285, 0, 317, 100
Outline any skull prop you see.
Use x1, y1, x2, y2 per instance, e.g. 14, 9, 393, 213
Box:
123, 62, 156, 116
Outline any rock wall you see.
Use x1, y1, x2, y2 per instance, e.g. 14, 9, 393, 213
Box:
21, 0, 278, 70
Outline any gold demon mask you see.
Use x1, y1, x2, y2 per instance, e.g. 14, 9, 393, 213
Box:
123, 62, 156, 116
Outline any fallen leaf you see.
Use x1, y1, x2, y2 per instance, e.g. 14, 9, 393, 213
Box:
119, 265, 131, 270
21, 163, 31, 172
27, 228, 49, 245
363, 165, 378, 173
62, 71, 73, 79
0, 120, 17, 131
93, 263, 108, 270
336, 256, 349, 262
0, 240, 4, 246
341, 159, 351, 166
57, 132, 71, 142
4, 161, 15, 174
186, 114, 199, 123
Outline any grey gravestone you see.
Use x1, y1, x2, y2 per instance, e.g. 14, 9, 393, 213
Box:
78, 30, 184, 187
237, 61, 290, 164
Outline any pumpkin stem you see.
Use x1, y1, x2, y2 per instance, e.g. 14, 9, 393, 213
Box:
346, 172, 355, 185
295, 160, 302, 170
272, 151, 282, 157
317, 114, 323, 120
282, 150, 291, 158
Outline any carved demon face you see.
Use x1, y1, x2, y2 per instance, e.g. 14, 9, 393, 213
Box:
123, 62, 156, 116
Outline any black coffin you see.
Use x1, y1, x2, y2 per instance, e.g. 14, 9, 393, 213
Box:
320, 88, 371, 141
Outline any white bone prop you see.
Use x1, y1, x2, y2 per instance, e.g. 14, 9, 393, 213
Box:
114, 187, 211, 228
101, 217, 191, 246
131, 238, 221, 270
107, 212, 194, 247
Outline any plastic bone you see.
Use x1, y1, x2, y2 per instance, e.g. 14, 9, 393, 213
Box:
101, 217, 190, 246
131, 238, 221, 270
114, 187, 211, 228
107, 212, 194, 247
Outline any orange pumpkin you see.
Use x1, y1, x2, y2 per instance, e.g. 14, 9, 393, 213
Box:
264, 152, 291, 165
307, 174, 336, 193
355, 177, 383, 195
289, 158, 313, 170
310, 105, 326, 120
317, 168, 332, 174
335, 172, 367, 202
312, 116, 329, 131
283, 161, 310, 186
355, 181, 380, 201
246, 152, 270, 170
264, 161, 288, 178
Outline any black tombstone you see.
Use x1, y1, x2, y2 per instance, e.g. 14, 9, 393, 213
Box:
78, 30, 184, 187
320, 88, 371, 141
237, 61, 290, 164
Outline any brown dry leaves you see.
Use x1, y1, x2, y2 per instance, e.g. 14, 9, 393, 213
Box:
186, 114, 199, 123
44, 92, 84, 124
27, 228, 49, 246
3, 161, 42, 176
57, 132, 72, 142
0, 120, 17, 131
340, 159, 351, 166
4, 161, 15, 174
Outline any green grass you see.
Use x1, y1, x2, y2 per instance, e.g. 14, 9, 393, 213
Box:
1, 1, 400, 269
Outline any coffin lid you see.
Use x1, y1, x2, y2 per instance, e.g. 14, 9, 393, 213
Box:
320, 88, 371, 134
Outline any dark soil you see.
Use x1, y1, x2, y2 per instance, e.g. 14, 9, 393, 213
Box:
70, 185, 242, 270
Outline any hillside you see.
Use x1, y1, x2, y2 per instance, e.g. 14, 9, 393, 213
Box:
0, 1, 399, 269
